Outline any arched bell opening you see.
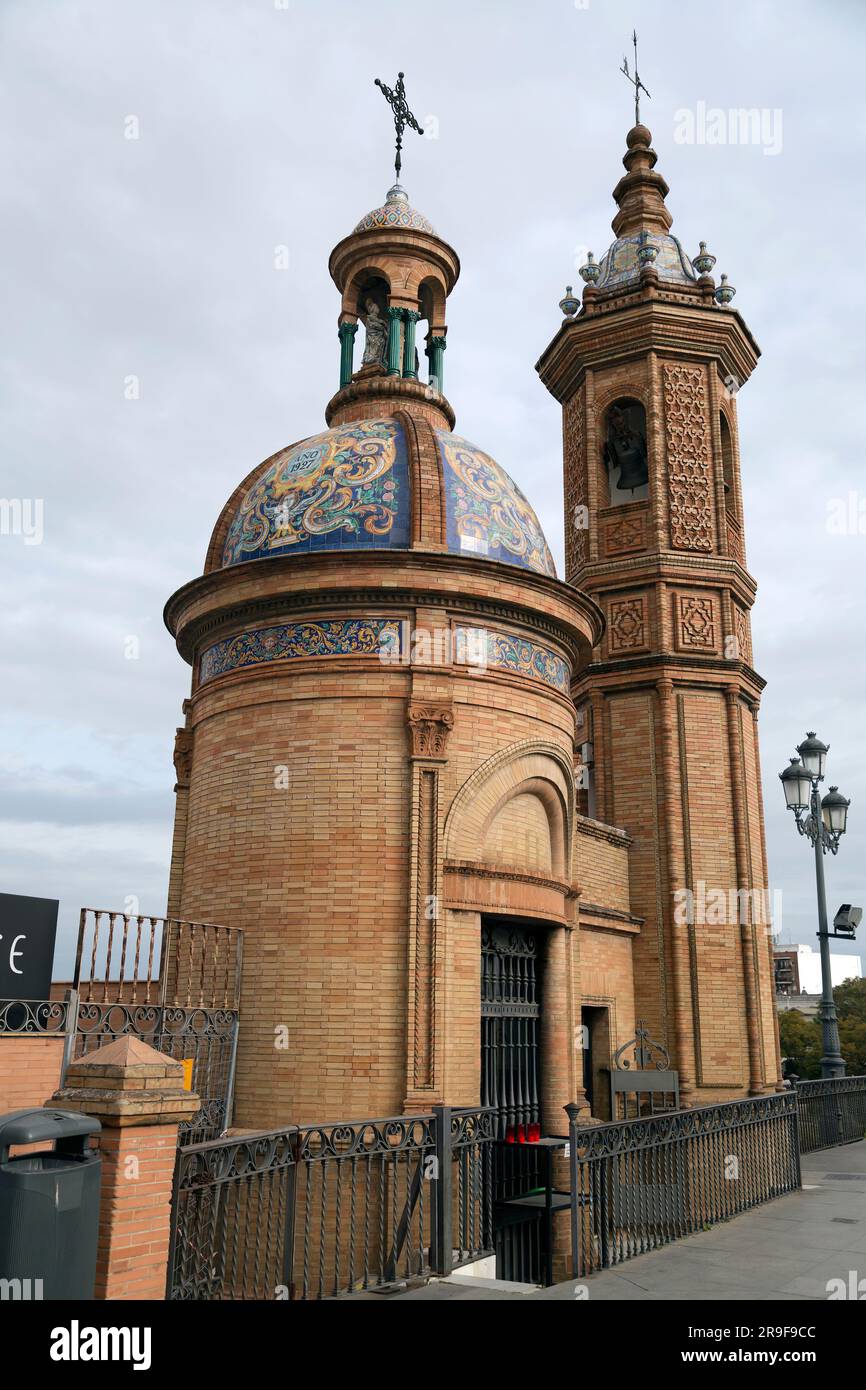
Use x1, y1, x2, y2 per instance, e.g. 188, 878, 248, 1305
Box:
418, 276, 447, 396
720, 410, 738, 523
601, 397, 649, 505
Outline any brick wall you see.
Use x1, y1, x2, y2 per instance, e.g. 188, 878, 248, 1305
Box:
0, 1036, 65, 1114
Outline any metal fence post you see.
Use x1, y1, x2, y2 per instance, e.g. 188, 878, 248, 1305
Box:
282, 1130, 298, 1300
60, 987, 79, 1085
432, 1104, 452, 1276
224, 1013, 240, 1131
790, 1095, 803, 1189
564, 1103, 581, 1279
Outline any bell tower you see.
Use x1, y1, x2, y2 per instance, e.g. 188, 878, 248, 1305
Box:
537, 122, 782, 1101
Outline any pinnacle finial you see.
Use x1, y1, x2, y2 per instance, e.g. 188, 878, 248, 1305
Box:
620, 30, 651, 128
374, 71, 424, 183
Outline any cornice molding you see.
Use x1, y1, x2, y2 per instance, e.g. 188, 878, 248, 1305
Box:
164, 551, 605, 664
579, 901, 644, 931
573, 814, 633, 848
443, 859, 575, 898
536, 298, 760, 405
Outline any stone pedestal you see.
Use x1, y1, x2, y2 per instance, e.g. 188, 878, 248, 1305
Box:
48, 1036, 200, 1300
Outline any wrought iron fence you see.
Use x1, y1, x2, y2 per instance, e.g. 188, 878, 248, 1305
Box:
566, 1092, 801, 1279
0, 997, 71, 1035
71, 908, 243, 1143
166, 1104, 494, 1300
168, 1127, 298, 1300
795, 1076, 866, 1153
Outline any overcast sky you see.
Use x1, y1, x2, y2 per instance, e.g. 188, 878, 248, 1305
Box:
2, 0, 865, 978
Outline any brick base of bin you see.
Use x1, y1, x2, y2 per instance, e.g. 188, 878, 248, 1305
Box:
47, 1036, 200, 1300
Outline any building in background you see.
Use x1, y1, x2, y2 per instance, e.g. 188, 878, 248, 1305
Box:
775, 943, 862, 1017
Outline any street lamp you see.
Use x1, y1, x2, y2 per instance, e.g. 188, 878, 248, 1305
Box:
779, 732, 852, 1079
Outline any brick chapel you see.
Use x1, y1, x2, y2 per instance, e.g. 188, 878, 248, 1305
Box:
163, 109, 782, 1138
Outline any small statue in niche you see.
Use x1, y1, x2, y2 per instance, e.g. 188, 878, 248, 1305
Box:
360, 298, 388, 369
604, 403, 649, 494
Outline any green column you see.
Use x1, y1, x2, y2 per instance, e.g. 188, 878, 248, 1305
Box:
386, 307, 403, 377
337, 321, 357, 389
402, 310, 420, 379
428, 335, 446, 395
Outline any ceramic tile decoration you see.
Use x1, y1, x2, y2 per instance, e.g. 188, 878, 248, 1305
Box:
454, 624, 570, 694
353, 199, 435, 234
222, 419, 410, 566
199, 617, 404, 684
436, 431, 557, 577
595, 232, 697, 291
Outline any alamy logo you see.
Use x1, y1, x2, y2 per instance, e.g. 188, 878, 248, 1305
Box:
0, 1277, 43, 1300
50, 1321, 152, 1371
826, 1271, 866, 1300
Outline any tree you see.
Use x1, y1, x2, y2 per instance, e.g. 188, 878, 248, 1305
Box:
834, 976, 866, 1027
777, 977, 866, 1078
778, 1008, 821, 1079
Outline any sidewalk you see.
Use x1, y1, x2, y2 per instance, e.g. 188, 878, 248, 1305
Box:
371, 1140, 866, 1301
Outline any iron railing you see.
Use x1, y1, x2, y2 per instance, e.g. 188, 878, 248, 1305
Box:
73, 908, 242, 1010
70, 908, 243, 1143
795, 1076, 866, 1152
0, 997, 70, 1035
566, 1092, 801, 1280
168, 1127, 298, 1300
167, 1104, 495, 1300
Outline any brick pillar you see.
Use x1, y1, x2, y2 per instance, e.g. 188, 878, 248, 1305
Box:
47, 1036, 200, 1301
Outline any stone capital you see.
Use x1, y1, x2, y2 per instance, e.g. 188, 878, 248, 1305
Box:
48, 1035, 201, 1128
407, 702, 454, 760
173, 727, 193, 790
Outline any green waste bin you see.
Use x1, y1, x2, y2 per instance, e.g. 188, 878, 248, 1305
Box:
0, 1108, 101, 1300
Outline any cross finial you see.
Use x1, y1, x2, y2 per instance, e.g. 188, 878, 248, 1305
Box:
374, 70, 424, 183
620, 30, 651, 127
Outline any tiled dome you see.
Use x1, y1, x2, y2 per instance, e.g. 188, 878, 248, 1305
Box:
595, 231, 697, 291
222, 419, 411, 566
353, 183, 436, 235
435, 430, 556, 577
219, 418, 556, 578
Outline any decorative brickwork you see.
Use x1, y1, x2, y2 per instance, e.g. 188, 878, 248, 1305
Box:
604, 509, 646, 556
663, 363, 714, 552
563, 390, 586, 579
734, 604, 752, 664
727, 519, 744, 563
609, 596, 647, 652
677, 594, 716, 651
412, 767, 438, 1089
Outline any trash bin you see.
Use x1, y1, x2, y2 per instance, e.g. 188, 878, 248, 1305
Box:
0, 1108, 101, 1300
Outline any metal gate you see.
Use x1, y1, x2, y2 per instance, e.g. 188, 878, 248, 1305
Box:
68, 908, 242, 1143
481, 923, 545, 1283
167, 1106, 495, 1299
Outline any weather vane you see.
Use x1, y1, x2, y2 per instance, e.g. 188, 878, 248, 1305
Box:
374, 70, 424, 183
620, 30, 651, 126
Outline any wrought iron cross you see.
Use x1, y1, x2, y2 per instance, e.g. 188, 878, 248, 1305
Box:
374, 70, 424, 182
620, 30, 651, 126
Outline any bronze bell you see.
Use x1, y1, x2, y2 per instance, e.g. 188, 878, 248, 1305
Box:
617, 449, 649, 492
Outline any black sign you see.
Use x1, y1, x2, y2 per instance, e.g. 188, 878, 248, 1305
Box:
0, 893, 59, 1000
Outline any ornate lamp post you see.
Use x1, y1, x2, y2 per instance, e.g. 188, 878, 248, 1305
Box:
779, 733, 851, 1079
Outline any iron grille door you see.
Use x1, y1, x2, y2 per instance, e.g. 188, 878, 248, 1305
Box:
481, 924, 544, 1283
481, 924, 541, 1140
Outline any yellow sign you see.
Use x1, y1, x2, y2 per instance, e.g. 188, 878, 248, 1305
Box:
181, 1058, 194, 1092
